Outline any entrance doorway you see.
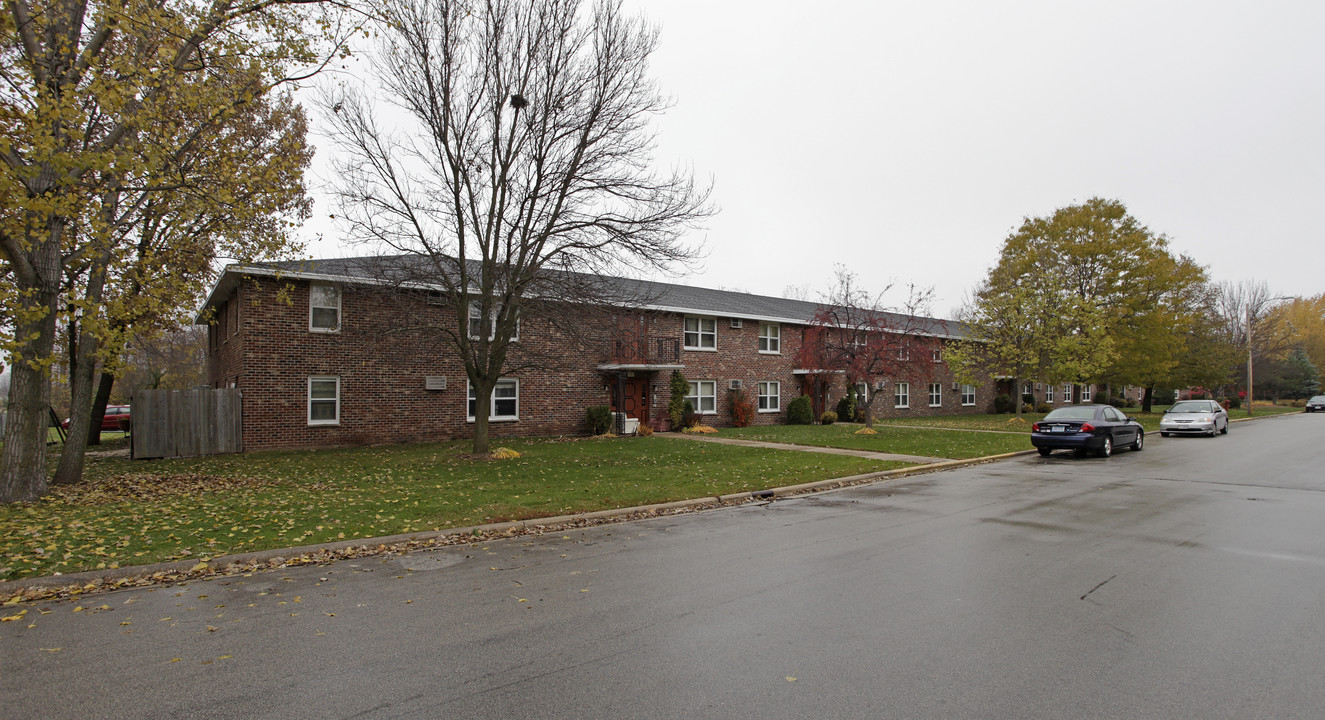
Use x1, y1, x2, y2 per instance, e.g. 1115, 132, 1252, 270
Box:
614, 375, 650, 424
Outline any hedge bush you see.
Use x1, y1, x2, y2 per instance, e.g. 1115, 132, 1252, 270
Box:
585, 405, 613, 435
786, 396, 814, 425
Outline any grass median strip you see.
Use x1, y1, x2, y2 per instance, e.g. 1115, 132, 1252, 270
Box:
0, 436, 903, 583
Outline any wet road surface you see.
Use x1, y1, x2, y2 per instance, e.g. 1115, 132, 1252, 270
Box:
4, 413, 1324, 719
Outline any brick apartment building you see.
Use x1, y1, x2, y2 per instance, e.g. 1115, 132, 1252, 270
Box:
199, 256, 997, 452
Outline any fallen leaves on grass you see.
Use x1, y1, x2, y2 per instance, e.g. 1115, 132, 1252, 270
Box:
489, 448, 521, 460
48, 474, 269, 506
853, 427, 878, 435
681, 426, 718, 434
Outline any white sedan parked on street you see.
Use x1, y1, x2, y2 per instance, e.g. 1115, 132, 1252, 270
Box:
1159, 399, 1229, 437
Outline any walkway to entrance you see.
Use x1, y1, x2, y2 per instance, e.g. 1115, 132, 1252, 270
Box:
658, 433, 951, 464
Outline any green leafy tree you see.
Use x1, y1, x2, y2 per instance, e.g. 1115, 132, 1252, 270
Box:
967, 198, 1203, 413
0, 0, 342, 502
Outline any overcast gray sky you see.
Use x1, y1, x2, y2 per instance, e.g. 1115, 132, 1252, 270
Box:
306, 0, 1325, 318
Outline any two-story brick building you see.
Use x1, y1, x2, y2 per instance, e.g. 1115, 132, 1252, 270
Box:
198, 255, 994, 451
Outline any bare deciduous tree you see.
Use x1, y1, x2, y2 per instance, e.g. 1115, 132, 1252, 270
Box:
798, 267, 938, 428
323, 0, 711, 453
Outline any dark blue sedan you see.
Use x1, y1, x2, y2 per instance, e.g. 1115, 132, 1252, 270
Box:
1031, 404, 1144, 458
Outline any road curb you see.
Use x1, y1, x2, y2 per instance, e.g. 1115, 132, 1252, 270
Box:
1, 448, 1035, 602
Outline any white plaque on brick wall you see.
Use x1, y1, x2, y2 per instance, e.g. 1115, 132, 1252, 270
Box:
424, 375, 447, 390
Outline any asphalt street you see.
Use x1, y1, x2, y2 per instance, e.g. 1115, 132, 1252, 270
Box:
3, 413, 1324, 719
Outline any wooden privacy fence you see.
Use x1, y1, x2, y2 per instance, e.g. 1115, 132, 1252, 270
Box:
132, 388, 242, 459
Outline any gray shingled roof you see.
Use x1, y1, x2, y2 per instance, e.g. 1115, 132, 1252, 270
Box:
204, 254, 966, 338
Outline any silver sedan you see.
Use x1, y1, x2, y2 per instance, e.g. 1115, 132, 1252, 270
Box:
1159, 399, 1229, 437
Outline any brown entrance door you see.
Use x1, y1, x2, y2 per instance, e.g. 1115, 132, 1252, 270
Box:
619, 376, 650, 422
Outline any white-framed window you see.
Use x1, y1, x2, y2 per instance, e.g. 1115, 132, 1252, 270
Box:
1024, 382, 1033, 396
1045, 384, 1054, 403
684, 316, 717, 350
468, 302, 518, 341
961, 384, 976, 406
1081, 385, 1093, 402
1063, 384, 1074, 403
309, 284, 341, 333
758, 381, 780, 412
928, 382, 942, 407
758, 323, 780, 353
894, 381, 910, 409
854, 382, 869, 402
686, 380, 717, 413
468, 378, 520, 421
897, 344, 910, 361
932, 348, 942, 362
308, 376, 340, 425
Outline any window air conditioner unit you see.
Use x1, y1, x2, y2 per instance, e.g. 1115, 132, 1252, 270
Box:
874, 381, 887, 391
1035, 383, 1042, 390
952, 382, 960, 391
730, 318, 743, 329
424, 375, 447, 390
729, 379, 744, 390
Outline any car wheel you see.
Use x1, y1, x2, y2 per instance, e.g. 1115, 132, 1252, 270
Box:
1096, 436, 1112, 458
1220, 422, 1228, 435
1038, 448, 1051, 457
1160, 431, 1169, 438
1131, 431, 1143, 452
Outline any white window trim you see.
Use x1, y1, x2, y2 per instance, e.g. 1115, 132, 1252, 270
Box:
686, 380, 718, 414
855, 382, 869, 403
961, 384, 976, 407
683, 316, 717, 352
1082, 385, 1093, 402
468, 302, 519, 342
1063, 384, 1074, 403
758, 323, 781, 354
931, 348, 942, 362
467, 378, 520, 422
757, 381, 780, 413
894, 381, 910, 409
308, 376, 340, 426
1045, 385, 1054, 403
309, 284, 341, 334
928, 382, 942, 408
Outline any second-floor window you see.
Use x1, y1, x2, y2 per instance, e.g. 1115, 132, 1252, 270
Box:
309, 284, 341, 333
468, 302, 519, 341
684, 316, 716, 350
758, 323, 780, 353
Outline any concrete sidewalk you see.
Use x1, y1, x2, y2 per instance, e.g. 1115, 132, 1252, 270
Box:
657, 432, 951, 464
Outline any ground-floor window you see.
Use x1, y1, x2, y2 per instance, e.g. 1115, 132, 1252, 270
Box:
1045, 384, 1054, 403
1063, 384, 1074, 403
961, 384, 976, 406
687, 380, 717, 414
1081, 385, 1093, 402
895, 382, 910, 409
928, 382, 942, 407
757, 381, 780, 412
308, 376, 340, 425
469, 378, 519, 421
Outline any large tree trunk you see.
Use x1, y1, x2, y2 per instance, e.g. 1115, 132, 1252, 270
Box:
53, 258, 110, 485
1013, 376, 1023, 420
53, 329, 100, 485
0, 221, 64, 503
87, 372, 116, 447
1142, 386, 1154, 413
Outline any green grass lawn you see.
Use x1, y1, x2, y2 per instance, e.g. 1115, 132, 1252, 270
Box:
720, 423, 1031, 458
0, 436, 900, 583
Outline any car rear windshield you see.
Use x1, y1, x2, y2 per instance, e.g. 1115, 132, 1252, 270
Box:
1169, 401, 1214, 413
1042, 407, 1096, 421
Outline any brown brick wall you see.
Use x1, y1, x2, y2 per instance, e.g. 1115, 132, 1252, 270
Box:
205, 280, 1001, 450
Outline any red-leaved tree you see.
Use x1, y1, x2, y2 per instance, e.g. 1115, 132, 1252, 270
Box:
797, 267, 940, 428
